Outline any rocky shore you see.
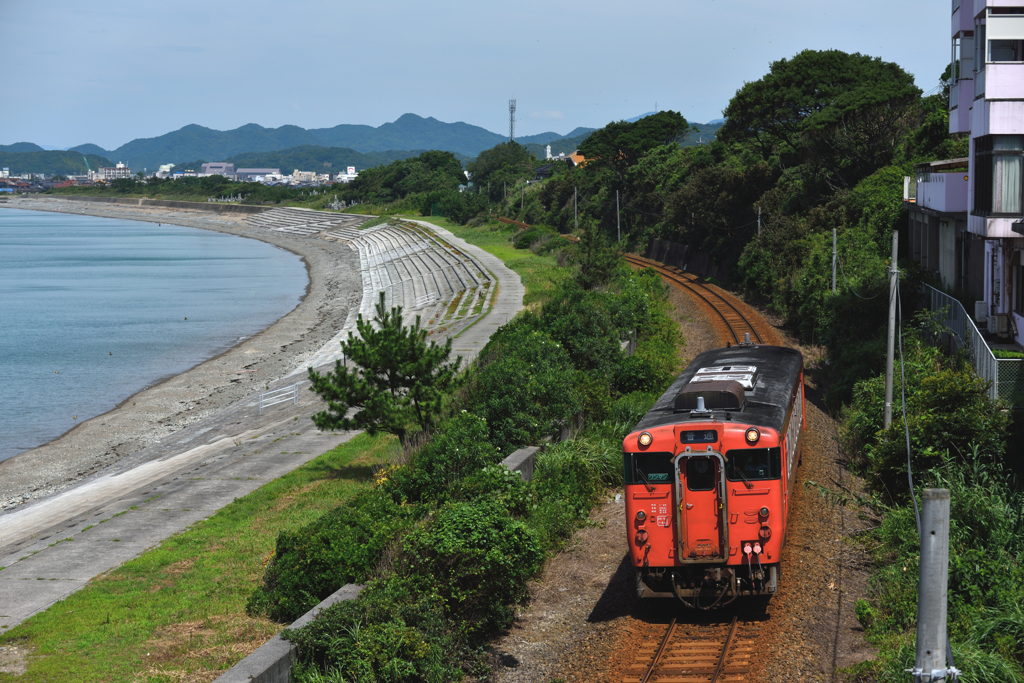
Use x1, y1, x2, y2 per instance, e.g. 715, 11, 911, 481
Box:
0, 196, 363, 510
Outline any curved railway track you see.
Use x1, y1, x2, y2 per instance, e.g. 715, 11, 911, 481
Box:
622, 254, 766, 346
627, 617, 758, 683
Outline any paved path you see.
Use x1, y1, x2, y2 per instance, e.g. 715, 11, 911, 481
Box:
0, 214, 524, 634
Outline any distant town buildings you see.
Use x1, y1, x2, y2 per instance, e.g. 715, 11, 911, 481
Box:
235, 168, 281, 182
201, 162, 235, 177
95, 162, 132, 181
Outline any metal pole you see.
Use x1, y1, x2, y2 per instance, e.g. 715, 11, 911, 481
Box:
914, 489, 952, 682
832, 228, 837, 294
884, 230, 899, 428
616, 190, 620, 242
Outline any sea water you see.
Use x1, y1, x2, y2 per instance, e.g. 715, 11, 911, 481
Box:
0, 208, 308, 463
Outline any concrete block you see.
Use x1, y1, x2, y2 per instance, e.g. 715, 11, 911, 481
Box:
501, 446, 539, 482
214, 584, 363, 683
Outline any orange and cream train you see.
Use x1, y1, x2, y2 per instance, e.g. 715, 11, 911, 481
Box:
623, 343, 805, 607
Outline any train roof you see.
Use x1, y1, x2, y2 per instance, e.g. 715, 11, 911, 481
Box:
633, 345, 803, 434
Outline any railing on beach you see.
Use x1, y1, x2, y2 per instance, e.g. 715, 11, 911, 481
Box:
259, 383, 301, 415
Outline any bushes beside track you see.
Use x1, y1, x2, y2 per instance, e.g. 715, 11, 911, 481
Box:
245, 229, 680, 682
838, 320, 1024, 682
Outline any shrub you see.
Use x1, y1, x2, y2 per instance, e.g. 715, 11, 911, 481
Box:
469, 324, 583, 452
247, 488, 422, 622
286, 575, 463, 683
539, 283, 623, 375
382, 412, 500, 505
453, 464, 533, 516
401, 500, 543, 635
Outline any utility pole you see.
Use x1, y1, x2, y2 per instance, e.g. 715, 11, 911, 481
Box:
574, 186, 578, 231
757, 206, 762, 236
832, 228, 838, 293
616, 190, 621, 242
521, 185, 524, 210
913, 489, 957, 682
884, 230, 899, 429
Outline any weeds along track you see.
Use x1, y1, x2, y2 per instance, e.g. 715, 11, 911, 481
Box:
627, 617, 759, 683
621, 254, 784, 347
621, 255, 775, 347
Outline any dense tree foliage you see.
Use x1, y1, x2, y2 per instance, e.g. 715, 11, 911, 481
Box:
465, 141, 536, 201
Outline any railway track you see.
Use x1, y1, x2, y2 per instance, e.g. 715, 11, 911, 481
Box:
621, 254, 765, 346
498, 216, 774, 345
626, 617, 758, 683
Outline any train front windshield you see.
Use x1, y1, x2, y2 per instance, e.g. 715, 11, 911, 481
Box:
725, 447, 782, 481
625, 452, 673, 484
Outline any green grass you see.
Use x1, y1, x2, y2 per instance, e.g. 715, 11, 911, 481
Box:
0, 433, 396, 683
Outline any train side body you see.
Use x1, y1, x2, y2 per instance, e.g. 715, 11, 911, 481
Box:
623, 345, 804, 606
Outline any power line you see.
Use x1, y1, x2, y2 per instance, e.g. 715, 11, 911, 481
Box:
836, 253, 885, 300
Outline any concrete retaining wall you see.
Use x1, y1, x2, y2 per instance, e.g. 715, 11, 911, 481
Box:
501, 446, 539, 482
214, 583, 363, 683
60, 195, 270, 215
646, 237, 731, 286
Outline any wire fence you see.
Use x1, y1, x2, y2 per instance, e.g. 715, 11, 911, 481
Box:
922, 284, 1024, 403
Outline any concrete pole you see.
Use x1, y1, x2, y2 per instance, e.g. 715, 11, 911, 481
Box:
832, 228, 837, 294
616, 190, 620, 242
884, 230, 899, 429
574, 186, 578, 231
757, 206, 761, 236
914, 489, 951, 682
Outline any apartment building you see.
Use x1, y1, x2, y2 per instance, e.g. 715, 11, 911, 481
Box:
910, 1, 1024, 345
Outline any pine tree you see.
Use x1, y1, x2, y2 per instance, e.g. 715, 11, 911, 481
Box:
308, 292, 462, 446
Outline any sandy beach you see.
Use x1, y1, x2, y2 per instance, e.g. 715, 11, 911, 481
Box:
0, 196, 363, 510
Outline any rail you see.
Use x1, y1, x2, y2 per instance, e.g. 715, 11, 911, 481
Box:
259, 383, 301, 415
630, 616, 756, 683
922, 284, 1024, 403
624, 254, 764, 345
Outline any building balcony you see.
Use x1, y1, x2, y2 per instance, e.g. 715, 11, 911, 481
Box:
906, 159, 970, 213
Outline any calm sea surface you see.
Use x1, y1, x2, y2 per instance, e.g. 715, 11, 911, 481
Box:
0, 208, 308, 463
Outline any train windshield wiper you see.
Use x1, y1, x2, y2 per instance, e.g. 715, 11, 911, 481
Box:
636, 469, 655, 493
733, 466, 754, 489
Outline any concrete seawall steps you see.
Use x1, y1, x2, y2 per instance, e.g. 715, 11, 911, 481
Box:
288, 218, 497, 375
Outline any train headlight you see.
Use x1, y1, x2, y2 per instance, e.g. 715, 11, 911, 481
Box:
760, 506, 770, 519
636, 510, 646, 522
638, 431, 653, 447
744, 428, 760, 445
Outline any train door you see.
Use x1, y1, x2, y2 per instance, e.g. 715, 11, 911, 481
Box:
676, 455, 725, 560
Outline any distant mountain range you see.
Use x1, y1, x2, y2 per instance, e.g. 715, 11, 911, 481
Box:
1, 113, 725, 176
54, 114, 597, 171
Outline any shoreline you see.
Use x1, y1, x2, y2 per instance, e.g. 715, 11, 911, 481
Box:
0, 197, 363, 510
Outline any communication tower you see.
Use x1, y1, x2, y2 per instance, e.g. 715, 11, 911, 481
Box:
509, 98, 516, 142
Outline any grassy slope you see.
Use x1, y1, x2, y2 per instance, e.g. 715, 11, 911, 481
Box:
0, 433, 395, 682
0, 217, 562, 682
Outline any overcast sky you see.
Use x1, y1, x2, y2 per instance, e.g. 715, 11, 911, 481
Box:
0, 0, 949, 150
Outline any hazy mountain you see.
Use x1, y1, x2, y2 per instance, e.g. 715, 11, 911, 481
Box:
60, 114, 589, 171
0, 142, 45, 154
0, 151, 113, 176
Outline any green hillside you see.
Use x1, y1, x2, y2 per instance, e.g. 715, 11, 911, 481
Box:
0, 142, 45, 154
0, 151, 113, 175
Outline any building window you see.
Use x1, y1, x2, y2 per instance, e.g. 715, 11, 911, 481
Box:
990, 39, 1024, 62
974, 135, 1024, 216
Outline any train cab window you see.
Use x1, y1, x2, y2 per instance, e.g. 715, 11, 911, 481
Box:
685, 457, 716, 491
626, 452, 673, 485
725, 447, 782, 482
